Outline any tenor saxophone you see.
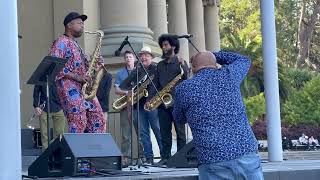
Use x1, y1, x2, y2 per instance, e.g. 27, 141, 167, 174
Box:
144, 65, 184, 111
81, 30, 105, 101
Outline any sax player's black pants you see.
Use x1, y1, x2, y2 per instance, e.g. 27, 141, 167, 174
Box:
158, 107, 186, 159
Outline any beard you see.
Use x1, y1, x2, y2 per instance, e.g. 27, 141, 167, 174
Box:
73, 29, 83, 38
162, 48, 174, 58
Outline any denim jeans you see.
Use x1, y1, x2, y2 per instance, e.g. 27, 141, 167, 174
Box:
198, 152, 264, 180
135, 108, 163, 158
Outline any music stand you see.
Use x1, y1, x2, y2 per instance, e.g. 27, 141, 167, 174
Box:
27, 56, 67, 148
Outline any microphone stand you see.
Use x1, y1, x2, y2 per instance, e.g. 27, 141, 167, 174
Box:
183, 36, 200, 77
186, 37, 200, 53
176, 35, 200, 142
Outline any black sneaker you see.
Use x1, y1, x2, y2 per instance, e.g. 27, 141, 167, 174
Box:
155, 158, 168, 167
145, 157, 154, 165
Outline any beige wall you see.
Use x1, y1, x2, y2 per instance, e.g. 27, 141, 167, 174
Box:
18, 0, 101, 128
53, 0, 84, 45
18, 0, 55, 128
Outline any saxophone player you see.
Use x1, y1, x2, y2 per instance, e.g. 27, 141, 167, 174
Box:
49, 12, 105, 133
119, 46, 163, 165
145, 34, 189, 165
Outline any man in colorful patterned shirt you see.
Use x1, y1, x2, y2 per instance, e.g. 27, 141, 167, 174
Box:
50, 12, 105, 133
173, 51, 263, 180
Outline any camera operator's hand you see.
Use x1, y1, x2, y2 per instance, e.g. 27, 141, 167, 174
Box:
215, 63, 222, 69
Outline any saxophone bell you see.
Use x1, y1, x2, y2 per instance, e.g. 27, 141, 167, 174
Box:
142, 89, 149, 98
112, 95, 128, 110
161, 93, 173, 108
144, 65, 184, 111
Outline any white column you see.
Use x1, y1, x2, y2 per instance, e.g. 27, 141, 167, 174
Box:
148, 0, 168, 40
100, 0, 160, 58
0, 1, 22, 179
187, 0, 206, 56
260, 0, 283, 162
204, 1, 221, 52
167, 0, 189, 60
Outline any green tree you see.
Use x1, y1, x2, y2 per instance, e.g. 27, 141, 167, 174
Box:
276, 0, 300, 67
285, 68, 315, 90
221, 34, 290, 101
296, 0, 320, 69
244, 93, 266, 124
221, 34, 262, 98
220, 0, 261, 43
283, 76, 320, 126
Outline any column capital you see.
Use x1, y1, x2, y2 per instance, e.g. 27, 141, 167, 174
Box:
100, 0, 161, 62
202, 0, 220, 7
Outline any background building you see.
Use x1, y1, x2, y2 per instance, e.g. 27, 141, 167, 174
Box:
18, 0, 221, 128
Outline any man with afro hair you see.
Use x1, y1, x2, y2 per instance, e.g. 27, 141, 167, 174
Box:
145, 34, 189, 165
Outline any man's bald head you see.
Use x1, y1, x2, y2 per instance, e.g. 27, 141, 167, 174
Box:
190, 51, 217, 74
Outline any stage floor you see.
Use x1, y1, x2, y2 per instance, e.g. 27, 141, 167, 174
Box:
22, 159, 320, 180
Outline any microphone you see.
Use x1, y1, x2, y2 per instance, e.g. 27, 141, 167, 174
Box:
114, 36, 129, 56
177, 34, 193, 39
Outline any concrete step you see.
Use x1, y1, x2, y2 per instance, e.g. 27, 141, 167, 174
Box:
259, 150, 320, 161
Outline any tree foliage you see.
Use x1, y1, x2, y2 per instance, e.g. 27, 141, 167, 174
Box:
285, 68, 315, 90
276, 0, 300, 66
220, 0, 320, 128
296, 0, 320, 69
283, 76, 320, 126
244, 93, 266, 124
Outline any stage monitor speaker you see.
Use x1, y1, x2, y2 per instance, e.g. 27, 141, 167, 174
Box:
166, 140, 198, 168
28, 133, 122, 178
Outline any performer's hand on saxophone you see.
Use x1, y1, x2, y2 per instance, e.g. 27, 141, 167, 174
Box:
84, 72, 93, 82
144, 102, 151, 112
63, 72, 90, 84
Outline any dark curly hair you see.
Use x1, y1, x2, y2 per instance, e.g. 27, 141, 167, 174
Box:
158, 34, 180, 54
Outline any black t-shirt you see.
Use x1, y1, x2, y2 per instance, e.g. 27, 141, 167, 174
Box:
33, 83, 62, 113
